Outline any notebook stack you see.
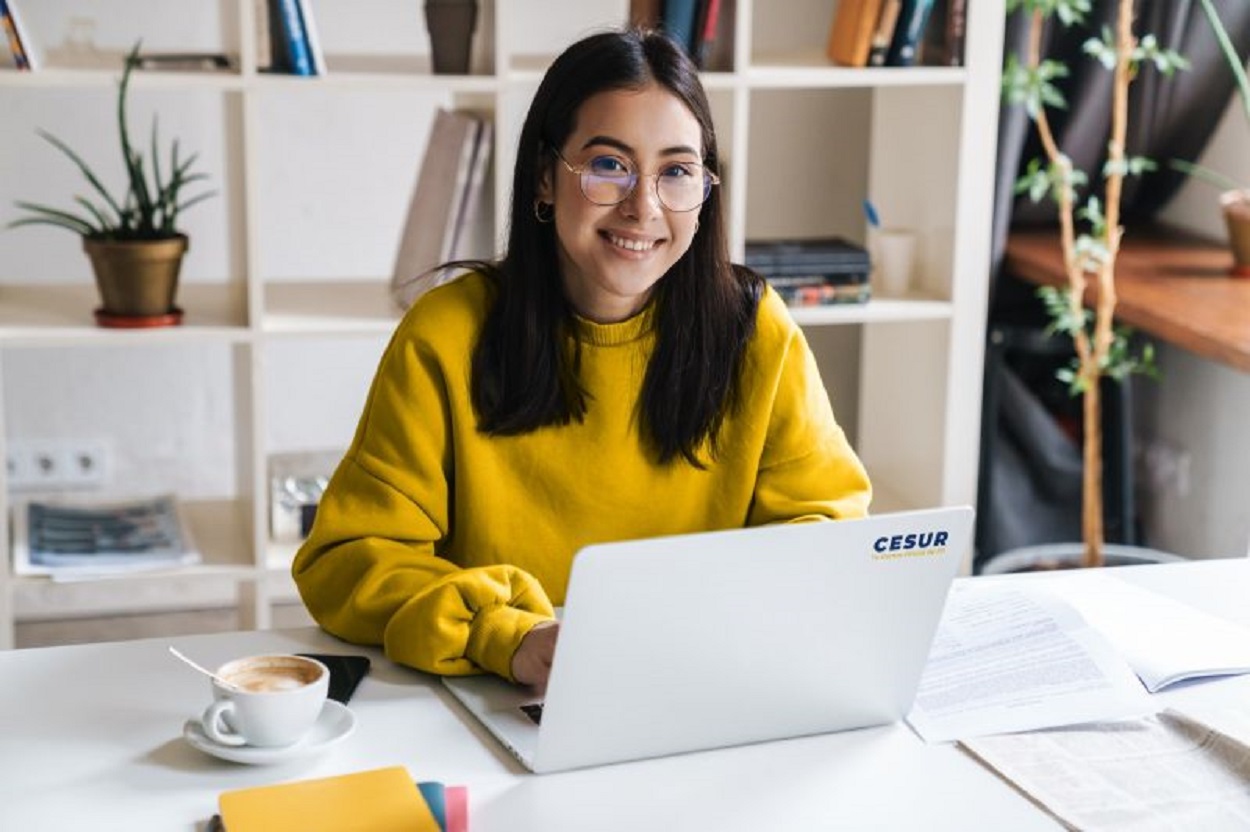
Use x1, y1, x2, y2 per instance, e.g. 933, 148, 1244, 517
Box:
745, 237, 871, 306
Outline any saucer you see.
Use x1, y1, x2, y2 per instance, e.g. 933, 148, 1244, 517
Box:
182, 699, 356, 765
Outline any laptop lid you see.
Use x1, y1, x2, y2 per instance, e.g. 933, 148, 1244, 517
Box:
443, 506, 972, 773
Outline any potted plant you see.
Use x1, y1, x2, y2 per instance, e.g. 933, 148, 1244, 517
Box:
998, 0, 1188, 569
8, 42, 215, 326
1173, 0, 1250, 275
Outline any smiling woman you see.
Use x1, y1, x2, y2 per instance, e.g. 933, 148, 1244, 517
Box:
290, 27, 873, 692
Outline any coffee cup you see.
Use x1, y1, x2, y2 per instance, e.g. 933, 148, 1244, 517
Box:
199, 654, 329, 747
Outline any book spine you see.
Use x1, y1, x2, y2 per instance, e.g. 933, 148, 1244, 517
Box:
867, 0, 902, 67
274, 0, 314, 75
0, 0, 27, 70
693, 0, 722, 69
662, 0, 700, 56
886, 0, 937, 67
254, 0, 272, 69
295, 0, 326, 75
945, 0, 966, 66
827, 0, 884, 68
2, 0, 35, 70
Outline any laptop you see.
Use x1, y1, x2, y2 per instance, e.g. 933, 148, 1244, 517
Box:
442, 506, 973, 773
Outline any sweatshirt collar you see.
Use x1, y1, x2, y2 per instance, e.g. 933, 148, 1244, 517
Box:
571, 302, 656, 346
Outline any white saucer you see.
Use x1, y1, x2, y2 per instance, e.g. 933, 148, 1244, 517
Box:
183, 699, 356, 765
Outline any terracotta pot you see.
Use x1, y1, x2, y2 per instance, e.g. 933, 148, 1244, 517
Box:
1219, 189, 1250, 277
83, 235, 188, 318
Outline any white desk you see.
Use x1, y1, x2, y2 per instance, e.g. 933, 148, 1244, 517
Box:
1, 559, 1247, 831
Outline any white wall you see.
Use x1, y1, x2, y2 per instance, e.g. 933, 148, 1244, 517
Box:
1143, 93, 1250, 559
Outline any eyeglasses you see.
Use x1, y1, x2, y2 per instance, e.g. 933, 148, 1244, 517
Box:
553, 149, 719, 213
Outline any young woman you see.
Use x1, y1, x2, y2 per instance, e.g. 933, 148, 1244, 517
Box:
293, 28, 871, 689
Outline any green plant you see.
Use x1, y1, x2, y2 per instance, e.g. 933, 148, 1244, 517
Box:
1001, 0, 1186, 567
1170, 0, 1250, 192
8, 42, 215, 241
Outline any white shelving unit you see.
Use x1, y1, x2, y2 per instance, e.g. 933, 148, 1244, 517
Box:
0, 0, 1003, 648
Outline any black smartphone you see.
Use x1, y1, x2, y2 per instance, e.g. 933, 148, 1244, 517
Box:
298, 653, 372, 704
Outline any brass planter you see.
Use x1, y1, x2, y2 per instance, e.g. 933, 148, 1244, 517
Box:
1220, 189, 1250, 277
83, 234, 188, 318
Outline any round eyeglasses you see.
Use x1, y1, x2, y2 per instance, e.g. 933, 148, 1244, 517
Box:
554, 149, 719, 213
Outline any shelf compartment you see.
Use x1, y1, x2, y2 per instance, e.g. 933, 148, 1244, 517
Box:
788, 297, 953, 326
0, 283, 249, 345
10, 497, 256, 621
262, 281, 402, 335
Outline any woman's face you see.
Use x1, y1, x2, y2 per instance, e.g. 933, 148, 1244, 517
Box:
539, 83, 706, 323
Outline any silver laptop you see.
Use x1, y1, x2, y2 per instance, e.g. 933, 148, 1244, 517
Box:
442, 506, 973, 773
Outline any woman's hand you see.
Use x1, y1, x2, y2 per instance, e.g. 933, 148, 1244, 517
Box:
511, 620, 560, 693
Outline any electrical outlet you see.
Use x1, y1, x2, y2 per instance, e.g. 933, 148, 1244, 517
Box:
5, 438, 112, 492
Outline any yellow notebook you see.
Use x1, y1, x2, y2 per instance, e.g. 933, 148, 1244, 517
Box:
219, 765, 440, 832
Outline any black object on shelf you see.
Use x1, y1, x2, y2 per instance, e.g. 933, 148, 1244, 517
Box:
425, 0, 478, 74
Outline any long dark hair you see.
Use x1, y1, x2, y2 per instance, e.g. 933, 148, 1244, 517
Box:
471, 28, 762, 466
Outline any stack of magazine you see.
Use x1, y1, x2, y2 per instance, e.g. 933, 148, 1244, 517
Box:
745, 237, 872, 306
12, 494, 199, 580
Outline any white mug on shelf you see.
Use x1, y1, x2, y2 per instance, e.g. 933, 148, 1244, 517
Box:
872, 229, 918, 298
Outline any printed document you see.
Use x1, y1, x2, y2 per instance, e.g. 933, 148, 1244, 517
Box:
906, 582, 1154, 743
961, 708, 1250, 831
1038, 572, 1250, 692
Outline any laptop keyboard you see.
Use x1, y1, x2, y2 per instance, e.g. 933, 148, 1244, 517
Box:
520, 703, 544, 725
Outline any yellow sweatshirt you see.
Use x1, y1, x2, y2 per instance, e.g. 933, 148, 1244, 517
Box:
293, 272, 871, 680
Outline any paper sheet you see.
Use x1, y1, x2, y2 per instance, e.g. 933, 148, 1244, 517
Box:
906, 583, 1154, 743
960, 708, 1250, 832
1040, 573, 1250, 692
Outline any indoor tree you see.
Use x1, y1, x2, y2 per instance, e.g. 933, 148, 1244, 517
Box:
1000, 0, 1187, 567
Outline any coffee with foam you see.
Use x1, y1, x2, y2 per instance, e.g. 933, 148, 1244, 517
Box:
225, 659, 321, 693
200, 654, 329, 747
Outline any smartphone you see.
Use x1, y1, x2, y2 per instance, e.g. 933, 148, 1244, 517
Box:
298, 653, 372, 704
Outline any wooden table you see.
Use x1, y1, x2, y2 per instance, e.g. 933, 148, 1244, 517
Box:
1004, 228, 1250, 372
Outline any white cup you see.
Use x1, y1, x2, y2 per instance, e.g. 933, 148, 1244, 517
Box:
200, 654, 329, 747
872, 229, 918, 298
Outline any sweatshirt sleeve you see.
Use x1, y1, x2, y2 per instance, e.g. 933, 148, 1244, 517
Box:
291, 286, 555, 681
747, 301, 873, 524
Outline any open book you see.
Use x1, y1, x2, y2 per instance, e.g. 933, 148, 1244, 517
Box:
907, 573, 1250, 743
1043, 572, 1250, 693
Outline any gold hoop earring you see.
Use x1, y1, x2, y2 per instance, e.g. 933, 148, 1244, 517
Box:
534, 201, 555, 224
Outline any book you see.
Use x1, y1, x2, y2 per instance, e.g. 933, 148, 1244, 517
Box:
272, 0, 314, 76
886, 0, 937, 67
943, 0, 966, 66
867, 0, 903, 67
692, 0, 722, 69
254, 0, 272, 69
390, 108, 489, 310
662, 0, 700, 56
416, 782, 470, 832
826, 0, 885, 68
1, 0, 37, 71
449, 115, 493, 263
295, 0, 326, 75
745, 237, 871, 306
134, 52, 236, 72
629, 0, 663, 28
11, 494, 200, 579
218, 766, 441, 832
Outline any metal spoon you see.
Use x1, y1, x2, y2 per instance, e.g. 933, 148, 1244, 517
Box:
168, 646, 239, 691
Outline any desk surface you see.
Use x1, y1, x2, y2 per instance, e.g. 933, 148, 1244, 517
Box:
1, 559, 1247, 832
1005, 228, 1250, 372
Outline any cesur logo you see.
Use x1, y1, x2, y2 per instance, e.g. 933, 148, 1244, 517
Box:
872, 530, 949, 559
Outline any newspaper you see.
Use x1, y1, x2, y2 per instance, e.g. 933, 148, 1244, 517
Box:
961, 708, 1250, 831
11, 494, 200, 579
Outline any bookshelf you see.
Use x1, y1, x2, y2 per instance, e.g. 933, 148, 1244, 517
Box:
0, 0, 1003, 647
